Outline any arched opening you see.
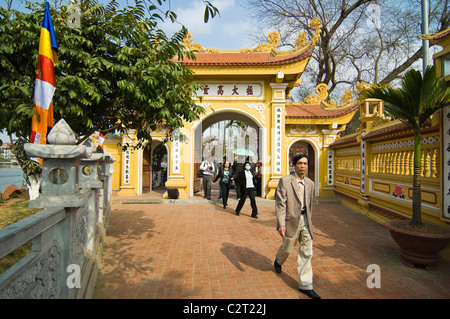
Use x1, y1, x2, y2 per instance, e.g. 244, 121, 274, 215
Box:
192, 110, 264, 198
142, 146, 152, 193
152, 143, 168, 192
288, 140, 316, 183
142, 140, 167, 195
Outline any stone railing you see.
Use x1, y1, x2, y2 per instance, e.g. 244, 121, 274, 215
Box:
331, 116, 446, 226
335, 147, 361, 173
0, 120, 114, 298
370, 137, 440, 179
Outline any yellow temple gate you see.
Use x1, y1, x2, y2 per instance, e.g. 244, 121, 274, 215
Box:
101, 21, 450, 231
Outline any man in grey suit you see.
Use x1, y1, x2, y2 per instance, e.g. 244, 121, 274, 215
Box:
274, 153, 321, 299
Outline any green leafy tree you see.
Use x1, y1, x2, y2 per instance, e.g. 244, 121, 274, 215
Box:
360, 65, 450, 228
0, 0, 218, 193
1, 0, 218, 142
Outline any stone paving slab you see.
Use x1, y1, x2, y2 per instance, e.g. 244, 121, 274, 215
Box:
93, 197, 450, 299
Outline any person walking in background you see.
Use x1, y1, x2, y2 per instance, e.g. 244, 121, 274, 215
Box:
217, 156, 226, 199
232, 155, 244, 199
273, 153, 320, 299
200, 155, 215, 200
213, 160, 233, 209
234, 161, 258, 218
255, 160, 262, 197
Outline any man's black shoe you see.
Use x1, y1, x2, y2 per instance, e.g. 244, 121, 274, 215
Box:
251, 214, 258, 219
235, 211, 240, 216
274, 260, 282, 273
299, 289, 321, 299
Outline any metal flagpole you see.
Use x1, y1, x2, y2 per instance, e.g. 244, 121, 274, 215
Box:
421, 0, 429, 73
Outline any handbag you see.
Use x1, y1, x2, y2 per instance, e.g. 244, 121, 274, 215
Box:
197, 170, 204, 178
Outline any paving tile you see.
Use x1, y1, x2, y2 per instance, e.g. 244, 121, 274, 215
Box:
94, 194, 450, 299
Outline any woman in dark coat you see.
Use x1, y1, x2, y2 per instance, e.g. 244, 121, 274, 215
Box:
213, 160, 234, 209
234, 161, 258, 218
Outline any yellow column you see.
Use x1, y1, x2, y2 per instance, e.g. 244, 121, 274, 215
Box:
163, 128, 189, 199
116, 130, 138, 196
321, 126, 341, 197
357, 99, 383, 215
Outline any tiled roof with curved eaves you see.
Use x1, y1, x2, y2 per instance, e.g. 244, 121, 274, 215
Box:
432, 28, 450, 40
362, 120, 433, 141
177, 46, 314, 67
328, 135, 358, 148
328, 119, 434, 148
285, 102, 359, 119
420, 27, 450, 41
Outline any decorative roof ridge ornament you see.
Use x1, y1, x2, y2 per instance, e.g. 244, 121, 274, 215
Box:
370, 112, 392, 128
308, 16, 322, 47
419, 27, 450, 41
181, 16, 321, 56
300, 83, 329, 105
300, 82, 369, 109
182, 32, 219, 53
355, 81, 370, 94
241, 16, 322, 55
287, 16, 322, 54
240, 31, 280, 53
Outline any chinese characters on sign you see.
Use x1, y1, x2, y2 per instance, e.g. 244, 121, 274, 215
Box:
196, 83, 263, 98
443, 106, 450, 219
327, 150, 334, 185
361, 139, 366, 193
124, 149, 130, 184
172, 129, 180, 174
274, 106, 283, 174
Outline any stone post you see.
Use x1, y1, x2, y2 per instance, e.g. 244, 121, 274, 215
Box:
22, 119, 113, 298
357, 99, 384, 214
24, 119, 91, 208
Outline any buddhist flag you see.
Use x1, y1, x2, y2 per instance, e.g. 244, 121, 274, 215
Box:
31, 2, 58, 148
98, 133, 105, 149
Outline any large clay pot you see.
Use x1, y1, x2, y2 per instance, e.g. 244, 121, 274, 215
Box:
384, 220, 450, 270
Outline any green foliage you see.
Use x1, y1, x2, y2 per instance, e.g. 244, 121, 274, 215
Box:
0, 6, 40, 141
202, 0, 219, 23
0, 0, 215, 147
360, 66, 450, 130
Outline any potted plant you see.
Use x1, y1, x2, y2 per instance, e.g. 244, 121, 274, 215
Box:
360, 65, 450, 270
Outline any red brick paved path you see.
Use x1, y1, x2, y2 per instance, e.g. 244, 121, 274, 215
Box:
93, 195, 450, 299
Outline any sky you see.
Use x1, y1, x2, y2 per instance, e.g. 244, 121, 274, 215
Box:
157, 0, 256, 50
0, 0, 258, 143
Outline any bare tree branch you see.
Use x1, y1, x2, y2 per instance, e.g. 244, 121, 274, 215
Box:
244, 0, 447, 100
379, 47, 424, 85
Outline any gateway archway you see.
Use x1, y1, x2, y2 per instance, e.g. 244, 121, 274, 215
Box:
192, 110, 264, 197
112, 25, 361, 200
